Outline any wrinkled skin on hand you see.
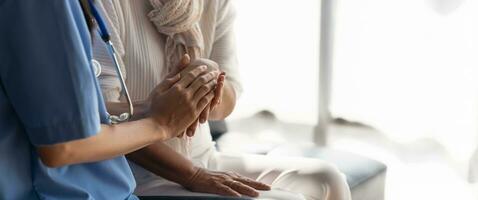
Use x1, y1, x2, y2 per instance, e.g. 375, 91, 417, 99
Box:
148, 55, 220, 139
184, 168, 271, 197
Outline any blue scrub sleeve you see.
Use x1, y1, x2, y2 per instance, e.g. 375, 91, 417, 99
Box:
0, 1, 102, 145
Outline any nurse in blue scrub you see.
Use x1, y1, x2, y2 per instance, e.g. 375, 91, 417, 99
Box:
0, 0, 220, 199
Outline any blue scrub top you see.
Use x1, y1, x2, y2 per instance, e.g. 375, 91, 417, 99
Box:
0, 1, 137, 199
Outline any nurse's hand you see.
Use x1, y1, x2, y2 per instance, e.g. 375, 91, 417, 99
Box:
148, 55, 220, 139
183, 167, 271, 197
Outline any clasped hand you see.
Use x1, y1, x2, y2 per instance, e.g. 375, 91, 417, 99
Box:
147, 54, 224, 139
184, 58, 226, 137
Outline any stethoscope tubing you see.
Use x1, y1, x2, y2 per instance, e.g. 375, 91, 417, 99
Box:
89, 0, 134, 123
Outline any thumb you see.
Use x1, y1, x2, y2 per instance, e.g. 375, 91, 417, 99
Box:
178, 54, 191, 69
166, 54, 191, 78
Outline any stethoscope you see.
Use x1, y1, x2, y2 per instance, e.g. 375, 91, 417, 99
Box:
90, 1, 134, 124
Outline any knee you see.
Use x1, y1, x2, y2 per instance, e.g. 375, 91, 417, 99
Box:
310, 163, 347, 186
275, 162, 347, 188
311, 163, 352, 200
273, 163, 348, 200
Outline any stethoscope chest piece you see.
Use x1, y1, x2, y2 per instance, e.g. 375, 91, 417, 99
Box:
92, 59, 102, 78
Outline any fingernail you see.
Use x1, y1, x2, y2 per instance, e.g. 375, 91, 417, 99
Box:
200, 65, 207, 70
181, 54, 189, 62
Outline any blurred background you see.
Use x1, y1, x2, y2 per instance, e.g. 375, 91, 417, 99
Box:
220, 0, 478, 199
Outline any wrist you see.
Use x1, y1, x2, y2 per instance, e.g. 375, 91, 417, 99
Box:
180, 166, 202, 188
210, 81, 235, 120
142, 118, 166, 142
209, 107, 226, 120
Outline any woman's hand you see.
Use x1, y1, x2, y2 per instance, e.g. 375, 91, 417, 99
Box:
148, 55, 220, 140
183, 168, 271, 197
183, 58, 225, 136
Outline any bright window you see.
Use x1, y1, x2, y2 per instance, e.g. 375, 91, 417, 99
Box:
231, 0, 321, 125
332, 0, 478, 160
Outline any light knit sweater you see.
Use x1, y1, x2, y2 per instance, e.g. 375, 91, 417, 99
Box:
94, 0, 241, 102
92, 0, 241, 189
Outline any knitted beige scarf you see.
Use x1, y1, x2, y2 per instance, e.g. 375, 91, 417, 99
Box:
148, 0, 205, 158
148, 0, 204, 73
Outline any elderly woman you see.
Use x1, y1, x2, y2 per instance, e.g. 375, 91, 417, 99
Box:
94, 0, 351, 199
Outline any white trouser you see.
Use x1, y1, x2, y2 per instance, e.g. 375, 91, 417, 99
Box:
134, 152, 352, 200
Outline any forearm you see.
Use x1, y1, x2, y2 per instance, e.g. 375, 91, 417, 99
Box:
127, 142, 198, 186
209, 81, 236, 120
38, 118, 164, 167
